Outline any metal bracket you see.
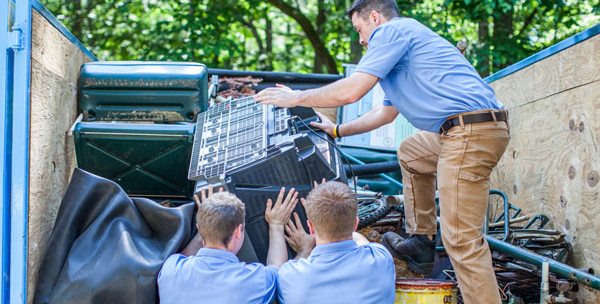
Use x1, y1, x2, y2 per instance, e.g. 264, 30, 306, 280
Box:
9, 23, 24, 51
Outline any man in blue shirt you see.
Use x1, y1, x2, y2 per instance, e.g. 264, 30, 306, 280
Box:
255, 1, 509, 303
277, 181, 396, 304
157, 186, 298, 304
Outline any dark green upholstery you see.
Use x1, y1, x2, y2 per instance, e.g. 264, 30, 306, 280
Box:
73, 122, 195, 199
79, 61, 208, 122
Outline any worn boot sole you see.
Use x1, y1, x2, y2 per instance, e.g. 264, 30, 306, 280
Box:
382, 237, 434, 275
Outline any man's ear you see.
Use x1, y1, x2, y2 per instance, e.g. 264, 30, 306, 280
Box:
370, 10, 379, 24
353, 216, 359, 231
196, 222, 200, 230
307, 220, 315, 235
236, 224, 244, 238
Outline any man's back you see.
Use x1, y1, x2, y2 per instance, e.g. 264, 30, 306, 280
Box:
158, 248, 278, 304
277, 240, 396, 304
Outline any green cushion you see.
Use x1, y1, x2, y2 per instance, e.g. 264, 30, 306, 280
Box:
74, 122, 195, 199
79, 61, 208, 122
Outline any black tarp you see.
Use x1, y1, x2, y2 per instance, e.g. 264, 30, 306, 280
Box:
34, 169, 195, 304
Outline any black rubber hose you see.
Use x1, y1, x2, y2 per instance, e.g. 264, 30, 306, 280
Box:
344, 161, 401, 177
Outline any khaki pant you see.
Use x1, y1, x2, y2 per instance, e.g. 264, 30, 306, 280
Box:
397, 112, 510, 304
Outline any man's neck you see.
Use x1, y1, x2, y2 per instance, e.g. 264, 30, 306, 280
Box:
315, 235, 353, 246
204, 243, 236, 254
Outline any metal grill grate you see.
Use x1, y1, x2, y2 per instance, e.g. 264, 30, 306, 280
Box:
188, 96, 267, 180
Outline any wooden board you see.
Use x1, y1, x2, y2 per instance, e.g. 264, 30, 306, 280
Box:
491, 35, 600, 110
27, 9, 93, 304
489, 33, 600, 301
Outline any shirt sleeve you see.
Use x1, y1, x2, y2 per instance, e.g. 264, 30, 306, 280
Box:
366, 243, 396, 277
383, 95, 392, 106
263, 265, 279, 303
157, 254, 185, 281
354, 25, 410, 80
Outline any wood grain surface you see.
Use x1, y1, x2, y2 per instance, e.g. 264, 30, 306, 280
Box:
27, 9, 92, 304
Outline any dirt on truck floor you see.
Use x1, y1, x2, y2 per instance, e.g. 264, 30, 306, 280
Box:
358, 216, 424, 279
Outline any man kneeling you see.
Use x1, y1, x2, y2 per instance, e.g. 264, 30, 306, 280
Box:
158, 187, 298, 304
278, 181, 396, 304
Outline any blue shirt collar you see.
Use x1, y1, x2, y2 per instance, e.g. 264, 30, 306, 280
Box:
196, 247, 240, 263
310, 240, 358, 257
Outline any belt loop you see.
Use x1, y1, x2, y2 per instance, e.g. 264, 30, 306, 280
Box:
490, 109, 498, 124
459, 115, 465, 130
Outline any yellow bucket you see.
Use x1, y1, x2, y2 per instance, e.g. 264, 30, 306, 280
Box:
395, 279, 458, 304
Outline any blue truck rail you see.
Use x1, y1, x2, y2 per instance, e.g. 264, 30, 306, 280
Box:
0, 0, 598, 302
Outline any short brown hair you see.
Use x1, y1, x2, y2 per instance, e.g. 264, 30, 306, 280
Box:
197, 192, 245, 247
304, 181, 358, 240
347, 0, 399, 20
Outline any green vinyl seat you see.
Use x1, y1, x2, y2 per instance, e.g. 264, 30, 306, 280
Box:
73, 122, 195, 199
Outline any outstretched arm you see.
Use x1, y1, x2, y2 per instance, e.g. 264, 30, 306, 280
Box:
265, 187, 298, 268
254, 72, 379, 108
310, 104, 399, 138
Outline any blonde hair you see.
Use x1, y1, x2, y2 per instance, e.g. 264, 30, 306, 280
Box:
197, 192, 245, 246
304, 181, 357, 240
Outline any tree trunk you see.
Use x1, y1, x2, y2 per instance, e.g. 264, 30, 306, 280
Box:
350, 39, 362, 64
72, 0, 82, 39
265, 0, 339, 74
266, 17, 273, 70
478, 18, 490, 77
313, 0, 326, 73
492, 8, 514, 72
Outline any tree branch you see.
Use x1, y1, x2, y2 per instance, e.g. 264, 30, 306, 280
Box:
265, 0, 339, 74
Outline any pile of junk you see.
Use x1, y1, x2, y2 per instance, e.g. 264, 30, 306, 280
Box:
33, 62, 600, 304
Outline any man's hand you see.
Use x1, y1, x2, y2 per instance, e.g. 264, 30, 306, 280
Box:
309, 112, 335, 137
183, 186, 223, 257
255, 84, 300, 108
265, 187, 298, 226
285, 212, 315, 259
194, 185, 224, 207
266, 187, 298, 268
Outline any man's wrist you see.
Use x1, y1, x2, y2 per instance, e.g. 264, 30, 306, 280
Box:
293, 90, 304, 107
269, 224, 285, 232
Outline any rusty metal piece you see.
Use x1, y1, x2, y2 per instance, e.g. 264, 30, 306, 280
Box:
557, 280, 574, 293
386, 195, 404, 206
588, 171, 599, 187
488, 215, 530, 228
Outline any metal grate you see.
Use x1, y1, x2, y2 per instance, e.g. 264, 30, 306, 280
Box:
188, 96, 267, 180
274, 108, 288, 133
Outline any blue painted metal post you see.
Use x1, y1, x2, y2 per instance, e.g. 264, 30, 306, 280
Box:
10, 0, 31, 302
0, 1, 16, 303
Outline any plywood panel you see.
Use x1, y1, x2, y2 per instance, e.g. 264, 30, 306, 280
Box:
531, 51, 561, 102
559, 34, 600, 93
27, 9, 93, 304
314, 107, 338, 123
490, 80, 600, 301
490, 65, 534, 109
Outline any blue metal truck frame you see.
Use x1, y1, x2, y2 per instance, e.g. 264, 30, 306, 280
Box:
0, 0, 598, 302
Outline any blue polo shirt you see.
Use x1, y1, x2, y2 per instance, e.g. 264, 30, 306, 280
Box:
157, 248, 278, 304
354, 17, 503, 133
277, 240, 396, 304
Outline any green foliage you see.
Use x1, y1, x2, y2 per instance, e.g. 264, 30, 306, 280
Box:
41, 0, 599, 76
